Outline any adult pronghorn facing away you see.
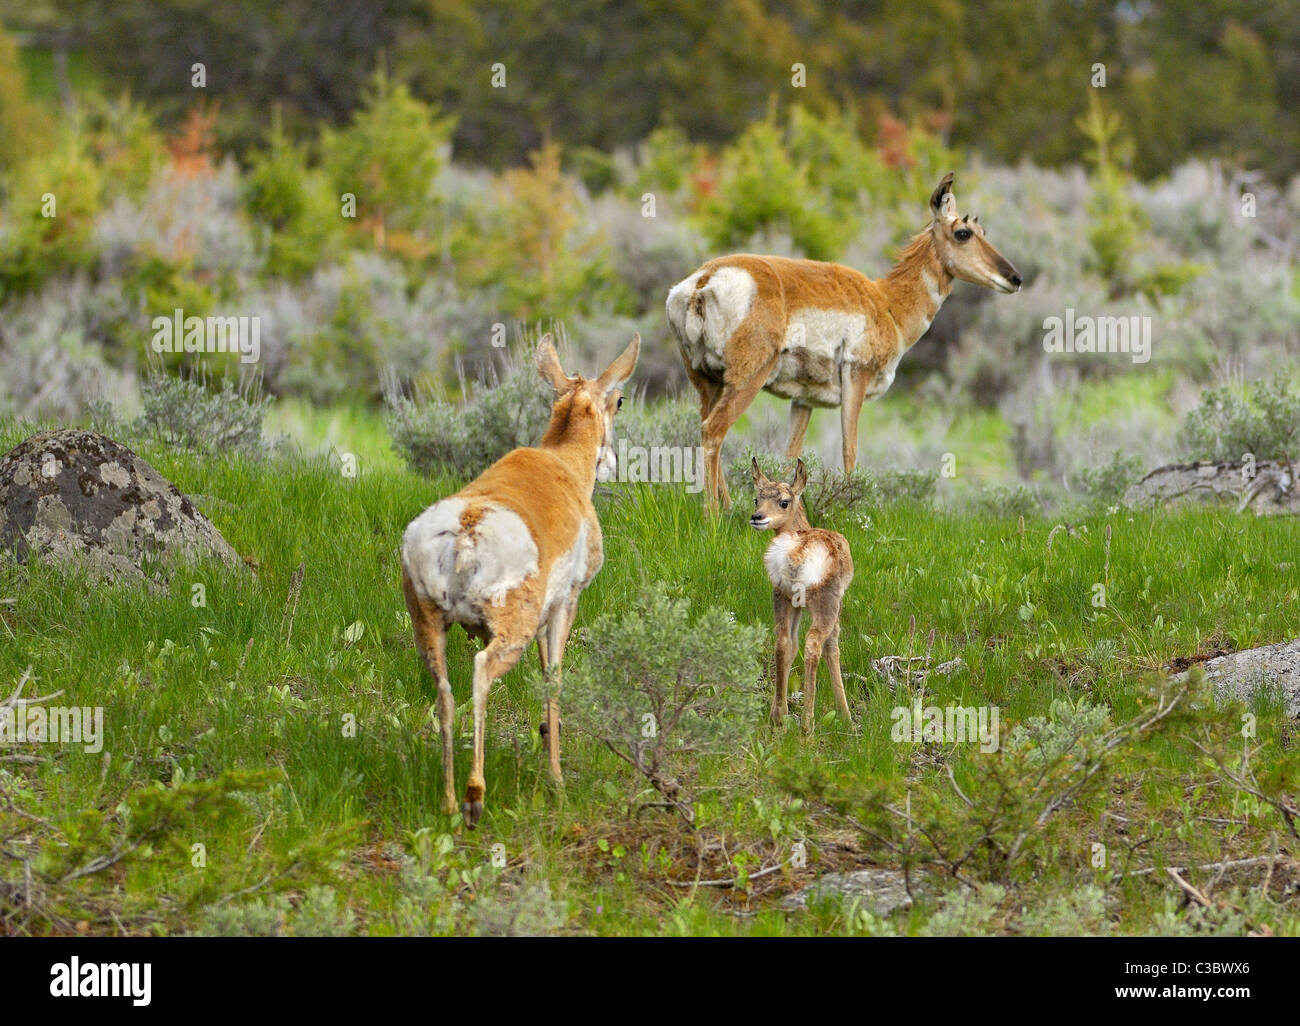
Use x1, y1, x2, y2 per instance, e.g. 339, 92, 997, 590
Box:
668, 172, 1022, 508
750, 458, 854, 732
400, 334, 640, 828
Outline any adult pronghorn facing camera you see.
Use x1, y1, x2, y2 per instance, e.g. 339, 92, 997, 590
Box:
668, 172, 1022, 509
750, 458, 854, 733
400, 334, 640, 828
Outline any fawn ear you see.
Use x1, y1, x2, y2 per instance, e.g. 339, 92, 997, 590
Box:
751, 456, 767, 488
596, 334, 640, 394
536, 334, 573, 393
789, 459, 808, 496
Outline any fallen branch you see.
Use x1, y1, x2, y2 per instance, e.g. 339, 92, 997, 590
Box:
665, 860, 787, 889
1125, 854, 1290, 878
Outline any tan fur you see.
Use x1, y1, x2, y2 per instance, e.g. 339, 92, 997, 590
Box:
669, 173, 1021, 508
750, 458, 855, 732
401, 334, 639, 828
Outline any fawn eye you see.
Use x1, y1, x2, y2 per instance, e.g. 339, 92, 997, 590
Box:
616, 396, 623, 409
954, 227, 973, 242
779, 499, 790, 509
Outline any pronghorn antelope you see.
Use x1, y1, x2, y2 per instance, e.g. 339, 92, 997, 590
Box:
668, 172, 1022, 508
750, 458, 854, 732
400, 334, 640, 828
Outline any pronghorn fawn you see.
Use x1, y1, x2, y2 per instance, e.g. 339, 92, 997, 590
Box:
669, 172, 1022, 508
400, 334, 639, 828
750, 458, 854, 732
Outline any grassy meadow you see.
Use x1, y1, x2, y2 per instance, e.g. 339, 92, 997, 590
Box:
3, 401, 1299, 937
1, 3, 1297, 940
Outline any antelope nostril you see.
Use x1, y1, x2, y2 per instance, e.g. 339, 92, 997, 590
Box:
1009, 272, 1022, 288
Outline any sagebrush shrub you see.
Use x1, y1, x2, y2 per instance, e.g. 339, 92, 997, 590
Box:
616, 395, 700, 453
385, 345, 554, 479
968, 483, 1041, 519
564, 582, 765, 823
135, 371, 271, 456
1077, 448, 1144, 508
1178, 377, 1300, 463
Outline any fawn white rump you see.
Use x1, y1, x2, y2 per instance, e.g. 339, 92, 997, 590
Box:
669, 172, 1023, 509
400, 333, 639, 829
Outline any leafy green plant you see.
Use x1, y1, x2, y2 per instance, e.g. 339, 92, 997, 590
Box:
699, 112, 848, 261
1077, 94, 1146, 291
243, 125, 343, 278
321, 69, 454, 240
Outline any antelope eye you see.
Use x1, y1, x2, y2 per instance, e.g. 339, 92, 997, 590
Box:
954, 227, 973, 242
617, 396, 623, 409
779, 499, 790, 509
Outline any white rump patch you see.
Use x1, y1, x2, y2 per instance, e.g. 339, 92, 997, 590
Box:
667, 266, 757, 377
401, 497, 539, 625
764, 534, 832, 593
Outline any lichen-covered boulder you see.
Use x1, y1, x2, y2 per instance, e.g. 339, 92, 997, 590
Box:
0, 429, 245, 583
1173, 639, 1300, 719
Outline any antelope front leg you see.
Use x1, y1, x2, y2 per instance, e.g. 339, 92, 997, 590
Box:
541, 601, 578, 785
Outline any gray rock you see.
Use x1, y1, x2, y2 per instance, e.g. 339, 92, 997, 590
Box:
781, 868, 913, 916
1123, 460, 1298, 515
0, 429, 245, 584
1173, 639, 1300, 718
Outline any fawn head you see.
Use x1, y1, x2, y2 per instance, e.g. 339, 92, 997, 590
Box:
750, 458, 808, 532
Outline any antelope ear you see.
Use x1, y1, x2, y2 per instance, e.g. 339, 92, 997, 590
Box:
535, 334, 572, 393
596, 333, 640, 394
790, 459, 808, 495
751, 456, 767, 488
930, 171, 957, 220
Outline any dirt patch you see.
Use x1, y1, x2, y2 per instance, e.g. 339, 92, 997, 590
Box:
1165, 647, 1233, 674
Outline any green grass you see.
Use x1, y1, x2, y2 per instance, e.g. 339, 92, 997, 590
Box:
2, 412, 1298, 936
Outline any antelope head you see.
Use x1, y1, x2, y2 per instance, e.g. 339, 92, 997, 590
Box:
536, 333, 640, 482
749, 458, 808, 532
929, 172, 1022, 294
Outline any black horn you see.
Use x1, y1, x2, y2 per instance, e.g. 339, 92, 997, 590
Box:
929, 171, 955, 215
